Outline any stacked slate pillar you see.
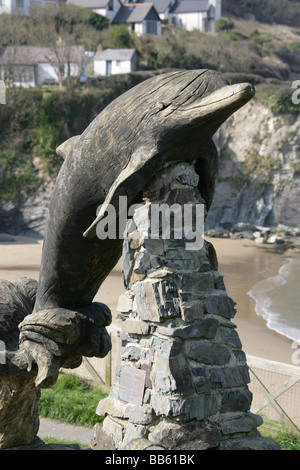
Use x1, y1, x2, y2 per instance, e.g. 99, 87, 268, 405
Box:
94, 163, 280, 451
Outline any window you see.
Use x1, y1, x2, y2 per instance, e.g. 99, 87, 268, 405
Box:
16, 0, 24, 6
145, 20, 157, 35
108, 0, 113, 11
0, 1, 5, 7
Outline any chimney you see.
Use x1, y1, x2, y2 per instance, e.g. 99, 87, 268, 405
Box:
97, 45, 103, 52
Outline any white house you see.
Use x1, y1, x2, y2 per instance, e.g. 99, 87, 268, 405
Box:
112, 3, 162, 36
67, 0, 162, 35
66, 0, 122, 22
0, 0, 58, 16
94, 47, 137, 76
137, 0, 222, 32
67, 0, 221, 33
0, 45, 87, 86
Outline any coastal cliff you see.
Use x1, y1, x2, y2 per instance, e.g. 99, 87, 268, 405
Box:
0, 99, 299, 238
206, 100, 300, 231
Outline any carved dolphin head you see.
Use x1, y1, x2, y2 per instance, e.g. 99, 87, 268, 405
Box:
57, 70, 254, 239
121, 69, 254, 159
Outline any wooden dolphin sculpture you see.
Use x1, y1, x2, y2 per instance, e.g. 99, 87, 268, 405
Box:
16, 70, 254, 387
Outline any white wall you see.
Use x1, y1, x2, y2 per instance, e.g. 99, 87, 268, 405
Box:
0, 0, 13, 15
171, 12, 206, 32
36, 62, 58, 83
0, 0, 58, 16
210, 0, 222, 22
12, 0, 30, 16
93, 0, 121, 22
0, 0, 30, 16
94, 57, 136, 76
37, 61, 86, 84
133, 20, 161, 36
0, 63, 35, 86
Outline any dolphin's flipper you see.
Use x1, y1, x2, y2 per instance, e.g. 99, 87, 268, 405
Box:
83, 146, 160, 239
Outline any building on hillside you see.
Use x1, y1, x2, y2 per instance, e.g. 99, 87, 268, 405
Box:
137, 0, 222, 32
112, 3, 162, 35
169, 0, 221, 32
94, 47, 137, 76
67, 0, 162, 35
65, 0, 122, 22
0, 0, 59, 16
0, 45, 87, 86
67, 0, 221, 33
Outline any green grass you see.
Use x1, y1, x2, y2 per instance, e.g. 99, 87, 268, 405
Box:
42, 436, 90, 450
39, 373, 108, 427
261, 428, 300, 450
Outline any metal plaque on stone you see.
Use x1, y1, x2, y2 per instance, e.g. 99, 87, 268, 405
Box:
118, 365, 146, 406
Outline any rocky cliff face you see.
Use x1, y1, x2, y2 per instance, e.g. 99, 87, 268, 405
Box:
206, 101, 300, 231
0, 101, 299, 238
0, 181, 55, 238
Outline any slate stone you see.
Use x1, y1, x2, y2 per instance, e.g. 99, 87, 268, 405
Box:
133, 280, 179, 322
151, 394, 218, 420
180, 300, 205, 322
119, 345, 141, 361
144, 238, 164, 256
219, 327, 242, 348
191, 366, 210, 393
217, 435, 281, 450
219, 412, 263, 436
179, 272, 215, 294
220, 388, 252, 413
210, 365, 250, 388
153, 354, 193, 395
150, 336, 182, 358
187, 340, 231, 365
148, 419, 221, 451
156, 317, 219, 340
204, 292, 236, 318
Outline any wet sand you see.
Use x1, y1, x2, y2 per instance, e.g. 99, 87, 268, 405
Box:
0, 234, 295, 365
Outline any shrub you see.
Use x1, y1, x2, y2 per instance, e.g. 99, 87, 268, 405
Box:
216, 17, 235, 32
109, 25, 134, 48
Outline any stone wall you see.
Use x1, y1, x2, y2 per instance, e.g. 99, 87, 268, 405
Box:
94, 163, 280, 451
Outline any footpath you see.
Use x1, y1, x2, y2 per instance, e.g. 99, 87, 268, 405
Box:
38, 418, 93, 447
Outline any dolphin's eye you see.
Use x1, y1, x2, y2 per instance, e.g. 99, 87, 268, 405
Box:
157, 102, 169, 111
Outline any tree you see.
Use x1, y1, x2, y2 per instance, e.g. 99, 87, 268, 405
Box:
109, 25, 134, 48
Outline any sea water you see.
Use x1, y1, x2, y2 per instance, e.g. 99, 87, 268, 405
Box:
248, 256, 300, 343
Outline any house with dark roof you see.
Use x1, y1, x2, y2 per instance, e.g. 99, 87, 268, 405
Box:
66, 0, 122, 22
0, 45, 87, 86
112, 3, 161, 35
67, 0, 161, 35
94, 47, 137, 75
67, 0, 221, 33
137, 0, 221, 32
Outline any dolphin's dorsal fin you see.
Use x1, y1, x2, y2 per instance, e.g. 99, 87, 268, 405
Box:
56, 136, 81, 160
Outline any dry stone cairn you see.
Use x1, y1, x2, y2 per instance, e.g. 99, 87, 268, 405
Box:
95, 163, 280, 450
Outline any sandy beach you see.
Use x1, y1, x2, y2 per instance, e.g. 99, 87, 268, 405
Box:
0, 234, 296, 367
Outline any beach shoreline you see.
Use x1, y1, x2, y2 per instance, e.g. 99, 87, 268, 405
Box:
0, 234, 297, 366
